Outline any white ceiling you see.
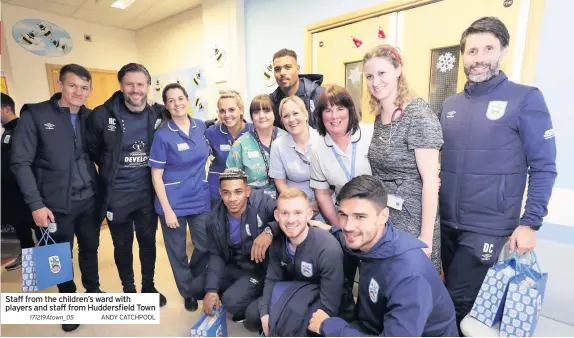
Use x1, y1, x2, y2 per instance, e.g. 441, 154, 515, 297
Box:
1, 0, 202, 30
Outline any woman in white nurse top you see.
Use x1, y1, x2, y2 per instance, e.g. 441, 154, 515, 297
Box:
310, 84, 374, 226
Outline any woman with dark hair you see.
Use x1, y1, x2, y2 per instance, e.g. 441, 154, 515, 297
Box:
363, 44, 443, 273
148, 83, 211, 312
310, 84, 374, 226
226, 94, 286, 198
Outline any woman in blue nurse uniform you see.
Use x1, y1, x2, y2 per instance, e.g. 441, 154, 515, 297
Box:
148, 83, 211, 312
205, 90, 253, 202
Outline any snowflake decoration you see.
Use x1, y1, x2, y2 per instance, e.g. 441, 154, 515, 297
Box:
348, 66, 362, 84
436, 52, 456, 73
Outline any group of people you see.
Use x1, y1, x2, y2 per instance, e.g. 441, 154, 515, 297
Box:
1, 16, 557, 336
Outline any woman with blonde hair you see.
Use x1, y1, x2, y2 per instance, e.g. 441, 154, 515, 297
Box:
226, 94, 286, 198
205, 90, 253, 202
269, 95, 321, 218
364, 44, 444, 272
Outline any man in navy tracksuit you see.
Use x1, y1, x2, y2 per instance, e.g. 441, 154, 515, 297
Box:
259, 188, 344, 337
189, 168, 277, 329
86, 63, 166, 305
309, 175, 458, 337
439, 17, 557, 328
270, 48, 324, 129
11, 64, 102, 332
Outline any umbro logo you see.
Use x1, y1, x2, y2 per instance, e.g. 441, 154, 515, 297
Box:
281, 261, 288, 266
44, 123, 55, 130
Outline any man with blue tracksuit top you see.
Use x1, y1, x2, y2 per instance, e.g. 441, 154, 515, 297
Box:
308, 175, 458, 337
439, 17, 557, 329
258, 188, 344, 337
189, 168, 278, 330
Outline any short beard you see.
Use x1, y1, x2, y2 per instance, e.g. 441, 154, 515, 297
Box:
124, 94, 147, 107
464, 59, 501, 84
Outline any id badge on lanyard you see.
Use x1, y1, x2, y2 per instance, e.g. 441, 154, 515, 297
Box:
331, 142, 357, 181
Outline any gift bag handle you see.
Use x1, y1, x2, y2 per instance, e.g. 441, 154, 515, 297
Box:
37, 227, 57, 246
510, 251, 543, 283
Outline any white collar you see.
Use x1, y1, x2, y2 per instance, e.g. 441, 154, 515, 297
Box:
324, 126, 362, 147
168, 116, 196, 132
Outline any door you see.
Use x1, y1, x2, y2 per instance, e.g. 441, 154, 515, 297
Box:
311, 0, 535, 119
313, 14, 394, 123
400, 0, 525, 114
46, 64, 119, 109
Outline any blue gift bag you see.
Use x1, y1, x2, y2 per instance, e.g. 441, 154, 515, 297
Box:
21, 228, 74, 292
500, 252, 548, 337
470, 253, 520, 327
190, 305, 228, 337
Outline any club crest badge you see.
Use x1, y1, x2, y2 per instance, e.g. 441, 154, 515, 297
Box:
369, 278, 379, 303
301, 261, 313, 277
49, 255, 61, 274
486, 101, 507, 120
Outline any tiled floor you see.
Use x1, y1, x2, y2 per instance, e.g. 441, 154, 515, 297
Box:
0, 224, 255, 337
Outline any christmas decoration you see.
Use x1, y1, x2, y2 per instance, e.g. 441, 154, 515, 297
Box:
378, 27, 386, 39
436, 52, 456, 73
347, 66, 362, 85
352, 36, 363, 48
263, 61, 275, 87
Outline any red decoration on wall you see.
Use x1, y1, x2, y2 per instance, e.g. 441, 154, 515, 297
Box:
378, 26, 386, 39
352, 36, 363, 48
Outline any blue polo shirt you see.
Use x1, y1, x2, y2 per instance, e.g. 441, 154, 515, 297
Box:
205, 122, 252, 200
148, 117, 211, 216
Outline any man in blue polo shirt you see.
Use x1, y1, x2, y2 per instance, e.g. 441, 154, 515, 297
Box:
148, 83, 211, 311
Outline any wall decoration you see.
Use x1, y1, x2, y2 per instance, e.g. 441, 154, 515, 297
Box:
12, 19, 73, 57
345, 61, 363, 119
428, 46, 460, 116
503, 0, 513, 7
211, 45, 227, 68
352, 36, 363, 48
263, 61, 276, 87
1, 71, 8, 95
378, 27, 386, 39
150, 67, 208, 120
436, 52, 456, 73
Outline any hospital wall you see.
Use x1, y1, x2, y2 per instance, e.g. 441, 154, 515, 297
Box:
532, 0, 574, 244
1, 3, 139, 114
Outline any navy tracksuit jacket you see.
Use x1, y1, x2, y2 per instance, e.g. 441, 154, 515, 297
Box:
440, 71, 557, 235
321, 223, 458, 337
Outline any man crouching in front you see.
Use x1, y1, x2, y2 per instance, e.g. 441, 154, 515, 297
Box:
308, 175, 458, 337
189, 168, 278, 330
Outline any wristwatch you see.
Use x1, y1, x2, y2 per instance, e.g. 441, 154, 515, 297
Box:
264, 226, 274, 237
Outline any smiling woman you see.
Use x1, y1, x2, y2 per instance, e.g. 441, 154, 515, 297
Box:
364, 44, 443, 273
225, 94, 286, 198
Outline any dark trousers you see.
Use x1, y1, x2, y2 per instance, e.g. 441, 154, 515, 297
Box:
46, 197, 101, 293
160, 212, 209, 299
190, 264, 264, 325
15, 219, 37, 249
107, 190, 158, 291
441, 225, 508, 329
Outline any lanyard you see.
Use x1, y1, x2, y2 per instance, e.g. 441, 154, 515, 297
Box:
253, 128, 276, 184
331, 142, 357, 181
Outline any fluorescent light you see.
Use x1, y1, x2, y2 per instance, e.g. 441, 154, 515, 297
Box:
111, 0, 137, 9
